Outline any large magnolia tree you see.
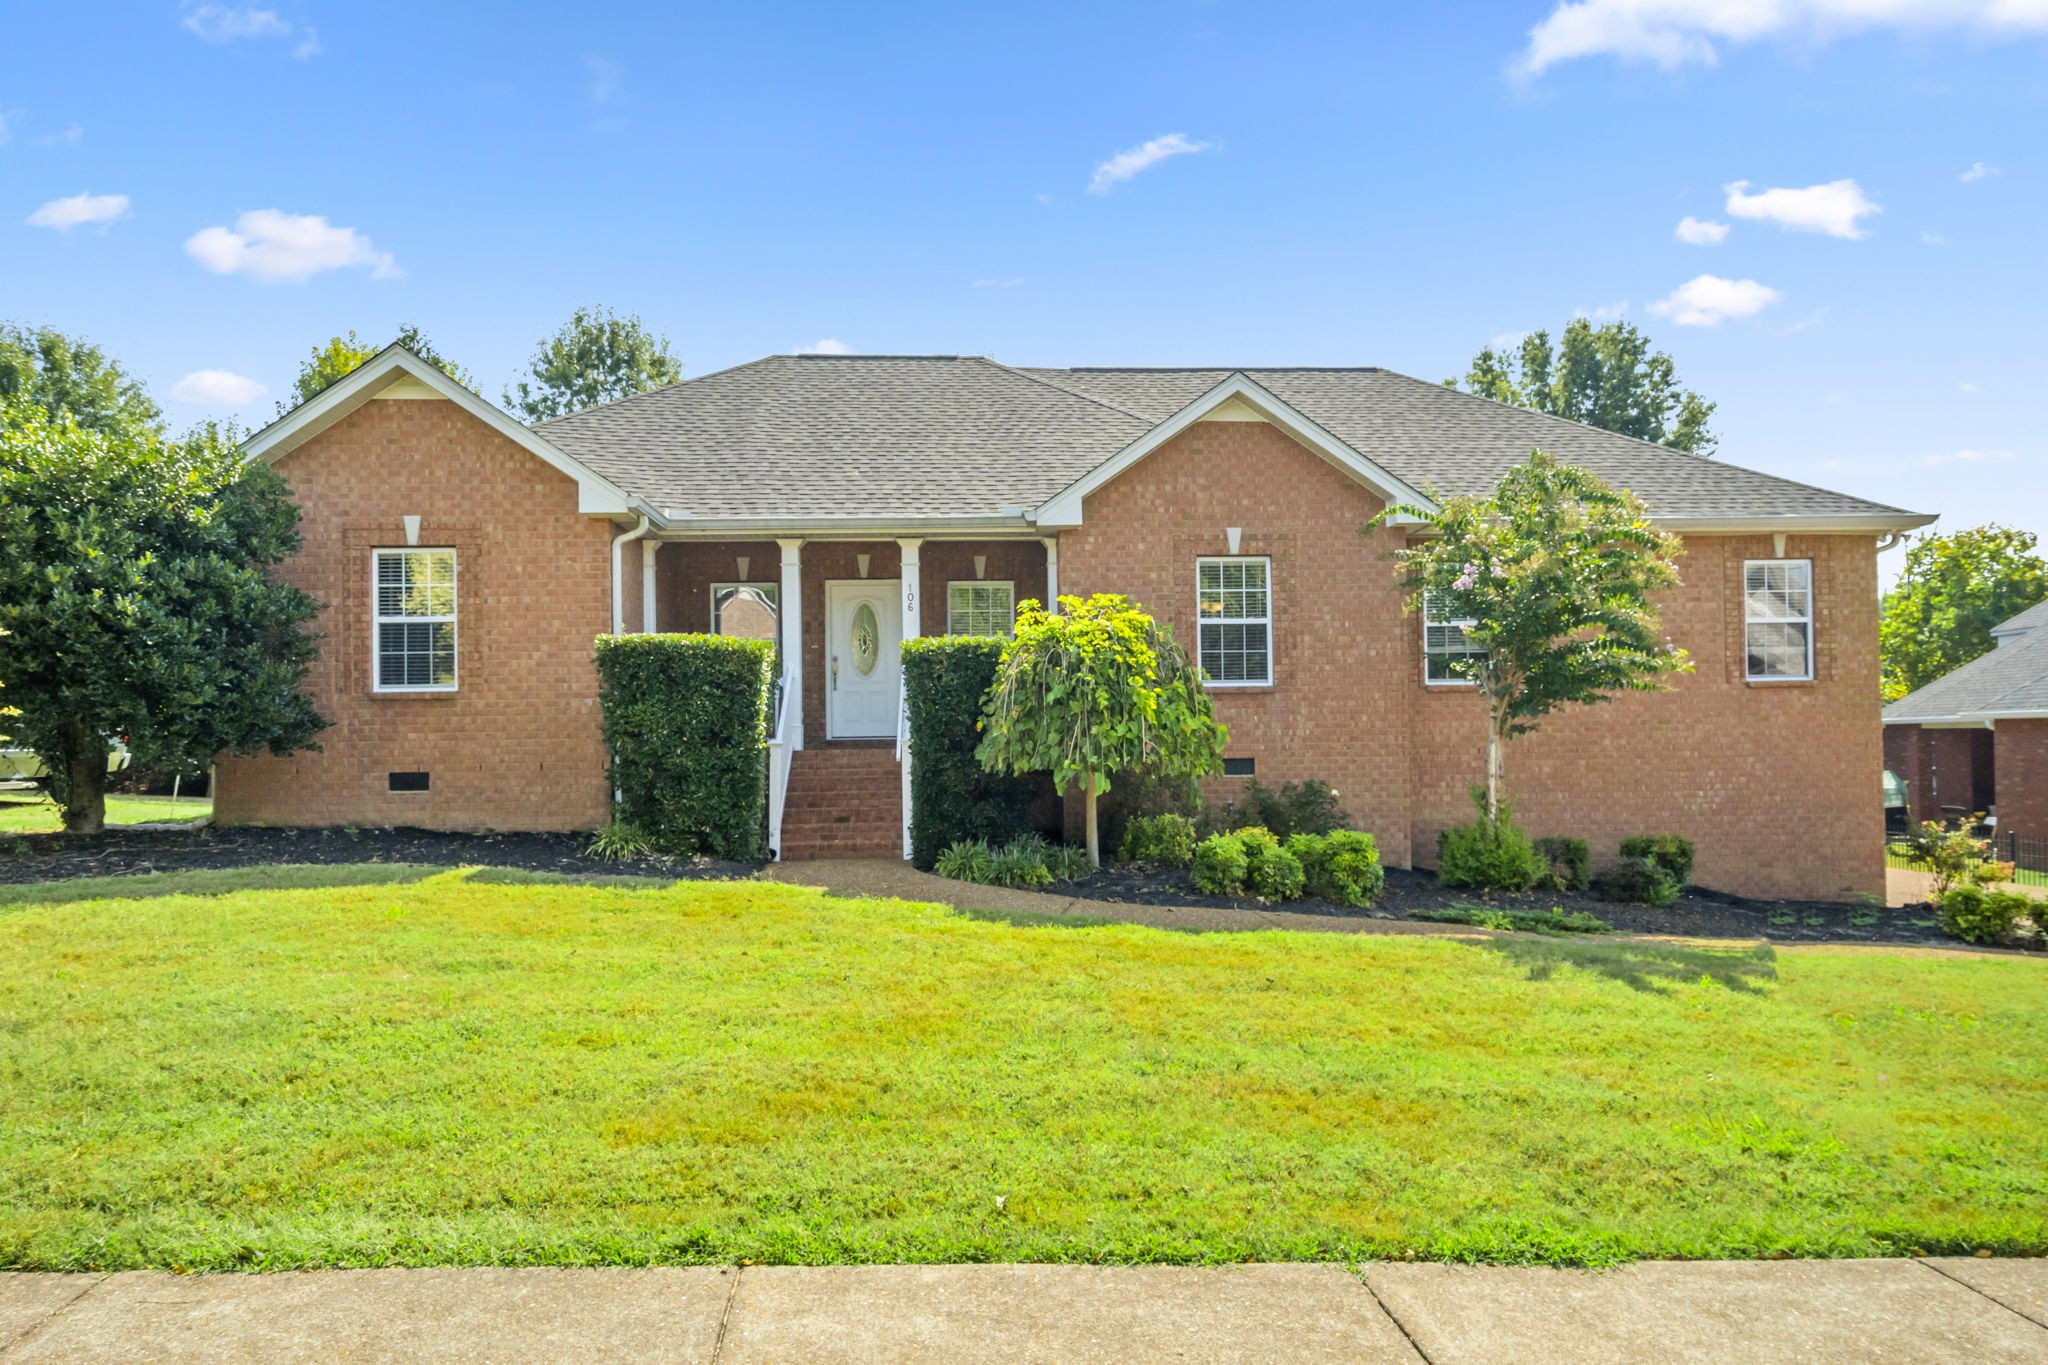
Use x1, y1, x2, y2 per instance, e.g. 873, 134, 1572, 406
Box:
1368, 451, 1692, 820
976, 594, 1226, 866
0, 401, 327, 831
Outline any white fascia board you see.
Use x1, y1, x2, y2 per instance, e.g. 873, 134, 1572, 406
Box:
655, 513, 1039, 539
1031, 372, 1437, 528
241, 345, 643, 520
1655, 513, 1937, 535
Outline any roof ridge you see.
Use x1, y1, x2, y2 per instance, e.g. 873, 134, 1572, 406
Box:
532, 353, 786, 429
1066, 365, 1383, 373
987, 360, 1156, 422
1368, 367, 1919, 517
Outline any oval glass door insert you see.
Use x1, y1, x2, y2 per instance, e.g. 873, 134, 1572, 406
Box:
851, 602, 879, 676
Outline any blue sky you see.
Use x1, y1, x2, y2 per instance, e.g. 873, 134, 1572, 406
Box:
5, 1, 2044, 574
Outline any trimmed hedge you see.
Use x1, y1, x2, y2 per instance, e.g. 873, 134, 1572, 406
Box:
1620, 834, 1694, 888
903, 637, 1037, 868
1534, 836, 1591, 893
594, 633, 774, 860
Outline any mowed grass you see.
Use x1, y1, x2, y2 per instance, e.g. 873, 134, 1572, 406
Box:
1, 866, 2044, 1271
0, 793, 212, 833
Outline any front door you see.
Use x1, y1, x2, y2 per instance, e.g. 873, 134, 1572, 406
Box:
825, 580, 902, 739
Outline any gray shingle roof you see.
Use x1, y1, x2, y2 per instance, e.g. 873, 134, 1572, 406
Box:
1993, 598, 2048, 638
1885, 627, 2048, 722
536, 354, 1923, 524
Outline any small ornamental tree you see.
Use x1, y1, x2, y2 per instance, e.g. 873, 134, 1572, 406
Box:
0, 401, 327, 832
1367, 451, 1692, 821
976, 594, 1227, 867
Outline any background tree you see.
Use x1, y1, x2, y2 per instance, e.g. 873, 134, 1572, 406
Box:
281, 324, 473, 413
1881, 525, 2048, 701
1452, 319, 1717, 455
0, 401, 327, 832
0, 322, 161, 436
977, 594, 1227, 867
503, 306, 683, 421
1368, 451, 1692, 820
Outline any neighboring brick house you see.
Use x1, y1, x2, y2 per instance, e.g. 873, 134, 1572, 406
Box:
1884, 599, 2048, 857
216, 345, 1932, 900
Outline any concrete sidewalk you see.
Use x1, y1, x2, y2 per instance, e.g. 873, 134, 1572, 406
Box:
5, 1259, 2045, 1363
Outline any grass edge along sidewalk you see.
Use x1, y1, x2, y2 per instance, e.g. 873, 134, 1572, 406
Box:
1, 864, 2043, 1272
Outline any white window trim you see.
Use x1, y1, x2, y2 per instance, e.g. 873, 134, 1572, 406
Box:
1421, 592, 1483, 688
709, 581, 781, 635
946, 579, 1016, 637
1744, 558, 1815, 683
371, 548, 458, 694
1196, 555, 1274, 688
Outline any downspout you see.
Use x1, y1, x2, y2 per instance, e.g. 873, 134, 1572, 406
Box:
610, 514, 651, 636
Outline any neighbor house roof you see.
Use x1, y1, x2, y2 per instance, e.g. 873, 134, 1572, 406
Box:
1992, 598, 2048, 643
536, 354, 1930, 530
1884, 626, 2048, 724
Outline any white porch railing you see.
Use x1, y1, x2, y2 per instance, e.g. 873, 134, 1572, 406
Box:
895, 675, 912, 859
766, 670, 794, 860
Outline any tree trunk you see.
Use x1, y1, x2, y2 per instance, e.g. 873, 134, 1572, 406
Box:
1485, 698, 1506, 823
1084, 775, 1103, 869
58, 722, 107, 834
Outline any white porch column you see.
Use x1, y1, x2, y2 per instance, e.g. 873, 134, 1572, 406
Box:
778, 538, 805, 750
897, 538, 923, 859
641, 540, 659, 633
1042, 535, 1060, 612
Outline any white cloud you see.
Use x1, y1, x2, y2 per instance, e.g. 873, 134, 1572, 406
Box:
40, 123, 83, 147
1515, 0, 2048, 77
1724, 178, 1878, 238
182, 4, 318, 57
1649, 274, 1781, 326
1924, 448, 2012, 467
584, 55, 624, 104
26, 192, 130, 230
1577, 300, 1629, 320
1921, 229, 1945, 245
0, 110, 16, 145
1488, 330, 1532, 349
973, 277, 1024, 289
1088, 132, 1211, 194
795, 339, 852, 355
171, 369, 268, 406
1960, 160, 2003, 182
1675, 215, 1729, 244
185, 209, 399, 283
1959, 380, 1978, 392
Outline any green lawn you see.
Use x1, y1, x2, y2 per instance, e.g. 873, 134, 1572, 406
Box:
0, 793, 212, 833
2, 865, 2044, 1271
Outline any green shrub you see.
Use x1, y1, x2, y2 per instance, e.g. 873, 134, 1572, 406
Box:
1593, 855, 1679, 906
1219, 778, 1350, 840
585, 820, 654, 862
1618, 834, 1694, 889
1904, 816, 1998, 898
1097, 771, 1202, 867
1045, 843, 1093, 882
1437, 793, 1547, 893
990, 836, 1055, 889
1249, 843, 1306, 900
902, 638, 1041, 868
1119, 812, 1198, 867
1936, 884, 2031, 945
1191, 832, 1251, 895
1533, 836, 1590, 893
595, 634, 773, 860
1287, 830, 1384, 907
934, 834, 1082, 889
934, 839, 995, 884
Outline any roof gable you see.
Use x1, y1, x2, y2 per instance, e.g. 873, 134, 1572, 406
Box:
1885, 627, 2048, 723
242, 345, 640, 518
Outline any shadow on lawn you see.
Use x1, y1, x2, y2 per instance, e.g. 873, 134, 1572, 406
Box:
1477, 934, 1779, 995
0, 862, 441, 909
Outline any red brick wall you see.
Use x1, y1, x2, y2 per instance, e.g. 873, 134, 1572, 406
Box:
1885, 723, 1996, 826
214, 398, 615, 831
1057, 418, 1886, 901
1996, 718, 2048, 844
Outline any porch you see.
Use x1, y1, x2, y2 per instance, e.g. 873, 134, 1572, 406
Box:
631, 533, 1058, 859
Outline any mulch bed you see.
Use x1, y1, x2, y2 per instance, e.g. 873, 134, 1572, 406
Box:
0, 824, 756, 887
1066, 863, 1977, 948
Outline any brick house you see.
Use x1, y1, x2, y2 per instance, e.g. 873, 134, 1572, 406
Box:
216, 345, 1932, 900
1884, 599, 2048, 854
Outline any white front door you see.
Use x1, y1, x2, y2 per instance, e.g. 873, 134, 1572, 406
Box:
826, 580, 902, 739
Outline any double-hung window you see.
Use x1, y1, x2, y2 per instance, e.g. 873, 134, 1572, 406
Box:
1744, 559, 1813, 681
373, 548, 457, 692
1422, 592, 1485, 684
948, 581, 1015, 637
1196, 557, 1272, 686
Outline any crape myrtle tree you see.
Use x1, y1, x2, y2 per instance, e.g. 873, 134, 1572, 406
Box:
1367, 451, 1692, 821
503, 305, 683, 421
0, 401, 327, 832
976, 594, 1227, 867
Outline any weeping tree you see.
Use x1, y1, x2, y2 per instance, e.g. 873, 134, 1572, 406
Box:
976, 594, 1227, 867
0, 401, 327, 832
1367, 451, 1692, 821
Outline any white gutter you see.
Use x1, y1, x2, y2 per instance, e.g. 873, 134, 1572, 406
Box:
610, 514, 651, 635
1652, 514, 1936, 535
